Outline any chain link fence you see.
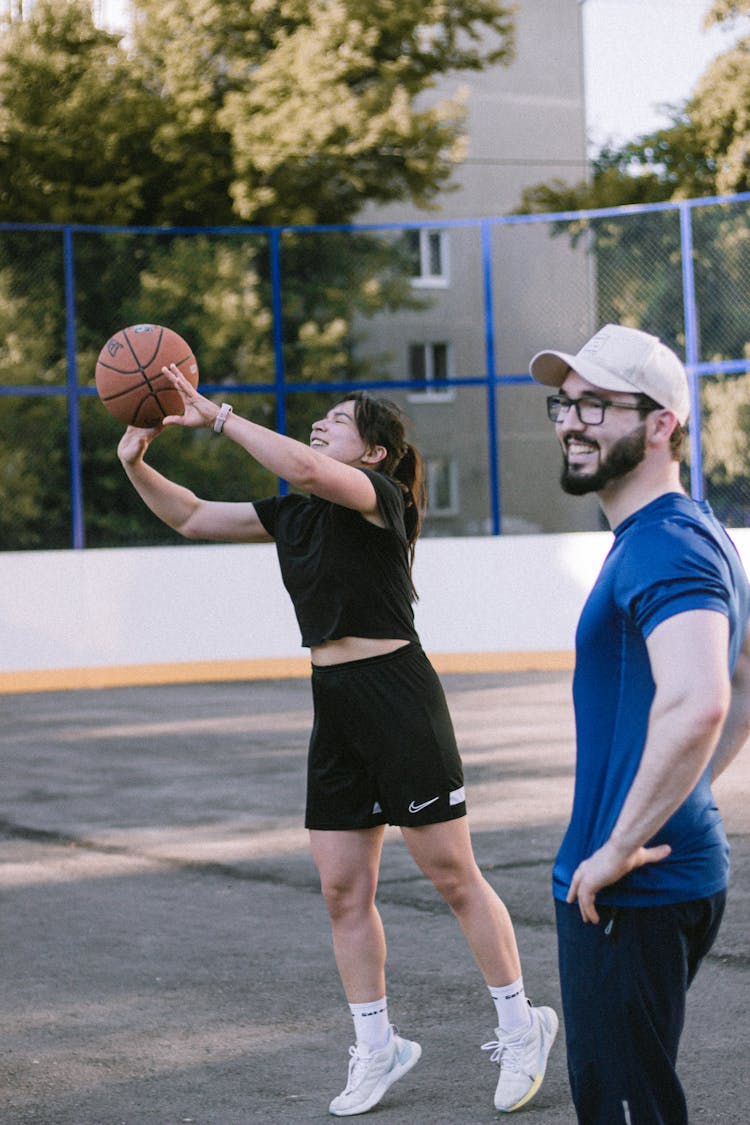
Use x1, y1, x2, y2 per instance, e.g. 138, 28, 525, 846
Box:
2, 192, 750, 550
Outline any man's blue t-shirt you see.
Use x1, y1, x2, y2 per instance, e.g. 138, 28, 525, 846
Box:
553, 492, 750, 907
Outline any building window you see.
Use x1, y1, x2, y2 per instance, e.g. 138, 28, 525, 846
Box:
405, 229, 449, 287
426, 458, 459, 516
407, 342, 455, 400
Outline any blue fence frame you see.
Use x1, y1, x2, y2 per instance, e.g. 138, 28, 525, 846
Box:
3, 190, 750, 548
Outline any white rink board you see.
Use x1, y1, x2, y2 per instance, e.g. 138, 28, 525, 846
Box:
2, 529, 749, 685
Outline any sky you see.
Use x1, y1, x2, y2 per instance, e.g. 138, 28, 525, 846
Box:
99, 0, 745, 153
581, 0, 744, 150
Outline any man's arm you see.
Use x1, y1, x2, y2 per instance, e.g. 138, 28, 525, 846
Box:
711, 618, 750, 781
568, 609, 731, 923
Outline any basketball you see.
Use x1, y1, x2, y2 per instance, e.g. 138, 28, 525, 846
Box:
95, 324, 199, 427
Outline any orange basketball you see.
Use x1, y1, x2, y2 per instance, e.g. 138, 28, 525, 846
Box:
95, 324, 199, 427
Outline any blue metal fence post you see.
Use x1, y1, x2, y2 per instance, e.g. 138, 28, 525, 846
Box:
269, 227, 289, 495
679, 202, 704, 501
63, 226, 85, 548
481, 220, 502, 535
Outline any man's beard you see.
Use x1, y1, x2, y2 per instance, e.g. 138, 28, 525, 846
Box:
560, 424, 647, 495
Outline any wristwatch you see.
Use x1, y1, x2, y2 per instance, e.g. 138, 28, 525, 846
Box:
213, 403, 234, 434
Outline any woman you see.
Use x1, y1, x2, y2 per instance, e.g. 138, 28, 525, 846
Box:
117, 366, 557, 1116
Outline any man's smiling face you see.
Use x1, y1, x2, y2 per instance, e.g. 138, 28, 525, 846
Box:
555, 371, 649, 496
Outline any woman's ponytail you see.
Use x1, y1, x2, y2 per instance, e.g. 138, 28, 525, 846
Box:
392, 442, 426, 563
348, 391, 427, 581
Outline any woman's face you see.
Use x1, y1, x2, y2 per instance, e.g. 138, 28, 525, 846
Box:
310, 400, 371, 465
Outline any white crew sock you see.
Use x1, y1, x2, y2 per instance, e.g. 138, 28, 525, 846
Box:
488, 976, 533, 1035
348, 997, 391, 1054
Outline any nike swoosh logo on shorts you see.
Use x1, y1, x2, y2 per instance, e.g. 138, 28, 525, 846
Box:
408, 796, 440, 814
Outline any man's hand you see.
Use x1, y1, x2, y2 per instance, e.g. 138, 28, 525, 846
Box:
567, 839, 672, 923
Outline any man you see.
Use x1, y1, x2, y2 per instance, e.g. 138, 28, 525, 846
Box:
529, 323, 750, 1124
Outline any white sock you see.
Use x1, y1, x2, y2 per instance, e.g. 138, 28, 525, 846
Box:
488, 977, 532, 1035
348, 997, 391, 1054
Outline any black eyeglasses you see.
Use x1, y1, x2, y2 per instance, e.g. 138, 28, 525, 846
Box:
546, 394, 652, 426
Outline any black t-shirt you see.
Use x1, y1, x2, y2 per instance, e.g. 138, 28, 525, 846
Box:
254, 469, 420, 648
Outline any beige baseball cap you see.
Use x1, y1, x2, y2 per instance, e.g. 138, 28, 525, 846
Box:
529, 324, 690, 425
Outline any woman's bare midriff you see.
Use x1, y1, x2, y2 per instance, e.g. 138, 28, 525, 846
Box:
310, 636, 410, 667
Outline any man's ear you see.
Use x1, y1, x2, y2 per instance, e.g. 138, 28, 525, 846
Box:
361, 444, 388, 466
649, 409, 679, 446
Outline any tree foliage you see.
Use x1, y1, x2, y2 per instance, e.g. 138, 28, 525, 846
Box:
127, 0, 514, 225
217, 0, 513, 223
0, 0, 516, 548
705, 0, 750, 28
1, 0, 515, 228
0, 1, 167, 224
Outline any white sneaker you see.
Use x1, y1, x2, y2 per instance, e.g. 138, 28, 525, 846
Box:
482, 1004, 558, 1112
329, 1028, 422, 1116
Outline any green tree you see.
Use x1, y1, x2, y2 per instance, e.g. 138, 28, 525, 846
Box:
0, 0, 168, 225
130, 0, 515, 225
705, 0, 750, 28
0, 0, 517, 549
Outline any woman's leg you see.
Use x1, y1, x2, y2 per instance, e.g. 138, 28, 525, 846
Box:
402, 817, 557, 1113
311, 826, 423, 1116
309, 825, 387, 1001
401, 816, 521, 985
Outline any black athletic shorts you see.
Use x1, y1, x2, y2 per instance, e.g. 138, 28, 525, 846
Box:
306, 642, 467, 830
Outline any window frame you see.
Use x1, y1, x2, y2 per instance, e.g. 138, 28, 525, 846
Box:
408, 228, 450, 288
426, 457, 460, 517
407, 340, 456, 402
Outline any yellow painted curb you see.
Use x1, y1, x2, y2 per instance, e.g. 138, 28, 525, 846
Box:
430, 651, 575, 675
0, 651, 574, 694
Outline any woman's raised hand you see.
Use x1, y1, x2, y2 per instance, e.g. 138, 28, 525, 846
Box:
117, 423, 162, 465
161, 363, 220, 429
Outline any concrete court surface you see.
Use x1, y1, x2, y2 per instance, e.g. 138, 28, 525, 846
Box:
1, 670, 748, 1125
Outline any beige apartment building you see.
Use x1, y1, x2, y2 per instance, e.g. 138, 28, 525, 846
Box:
356, 0, 602, 536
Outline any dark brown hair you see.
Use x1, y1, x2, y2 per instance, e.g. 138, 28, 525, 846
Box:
345, 390, 427, 574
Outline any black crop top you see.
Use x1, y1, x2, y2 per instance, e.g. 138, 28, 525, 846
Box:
253, 469, 420, 648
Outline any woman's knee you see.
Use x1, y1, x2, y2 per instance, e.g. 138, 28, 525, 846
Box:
318, 869, 378, 919
403, 822, 483, 907
309, 828, 383, 919
427, 860, 483, 910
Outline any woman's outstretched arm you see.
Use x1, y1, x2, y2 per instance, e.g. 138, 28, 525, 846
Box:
159, 365, 384, 520
117, 425, 272, 542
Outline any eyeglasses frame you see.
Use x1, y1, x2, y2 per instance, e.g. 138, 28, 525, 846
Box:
546, 393, 661, 426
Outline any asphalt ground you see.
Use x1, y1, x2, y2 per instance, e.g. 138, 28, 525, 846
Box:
1, 670, 748, 1125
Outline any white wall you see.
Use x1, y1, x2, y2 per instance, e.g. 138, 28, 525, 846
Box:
3, 529, 749, 691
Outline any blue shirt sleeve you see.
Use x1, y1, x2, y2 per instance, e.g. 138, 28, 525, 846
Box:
614, 520, 731, 639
